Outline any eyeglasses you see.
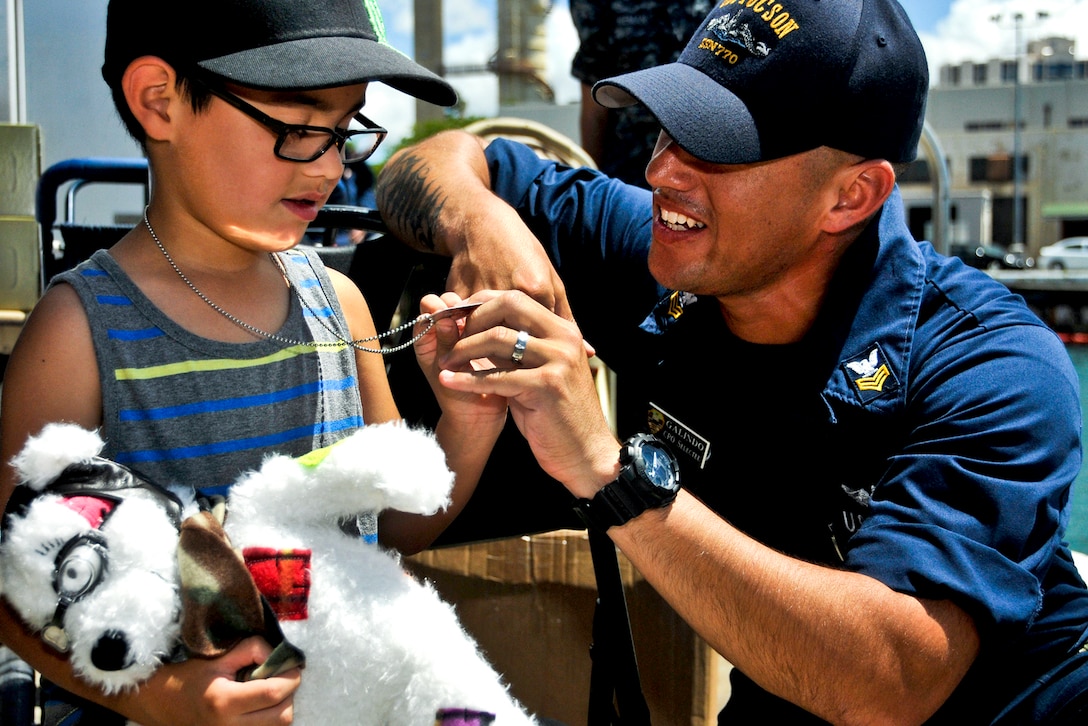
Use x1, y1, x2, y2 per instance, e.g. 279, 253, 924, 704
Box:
193, 77, 388, 164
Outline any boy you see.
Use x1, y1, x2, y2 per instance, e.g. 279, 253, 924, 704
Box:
0, 0, 507, 723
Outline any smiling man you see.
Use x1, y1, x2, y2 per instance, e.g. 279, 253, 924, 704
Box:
376, 0, 1088, 722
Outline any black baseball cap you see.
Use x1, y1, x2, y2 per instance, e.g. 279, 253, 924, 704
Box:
102, 0, 457, 106
593, 0, 928, 164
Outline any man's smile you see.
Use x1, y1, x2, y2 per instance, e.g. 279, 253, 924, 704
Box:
658, 207, 706, 232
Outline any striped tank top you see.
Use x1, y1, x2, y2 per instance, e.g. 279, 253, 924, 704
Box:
53, 247, 365, 497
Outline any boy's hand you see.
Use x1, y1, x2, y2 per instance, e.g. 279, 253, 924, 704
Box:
414, 293, 508, 433
119, 636, 300, 726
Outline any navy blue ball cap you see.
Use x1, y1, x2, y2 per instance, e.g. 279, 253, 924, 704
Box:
102, 0, 457, 107
593, 0, 928, 164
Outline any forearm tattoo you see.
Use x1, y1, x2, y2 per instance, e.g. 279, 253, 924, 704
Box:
376, 152, 446, 252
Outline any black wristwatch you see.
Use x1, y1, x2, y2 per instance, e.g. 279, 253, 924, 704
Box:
574, 434, 680, 530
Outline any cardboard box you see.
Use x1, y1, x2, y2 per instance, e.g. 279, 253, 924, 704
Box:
406, 530, 730, 725
0, 125, 42, 217
0, 217, 40, 311
0, 216, 40, 354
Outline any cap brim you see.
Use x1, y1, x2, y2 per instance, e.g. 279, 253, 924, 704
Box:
200, 37, 457, 107
594, 63, 763, 165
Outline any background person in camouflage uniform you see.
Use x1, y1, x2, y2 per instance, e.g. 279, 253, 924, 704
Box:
570, 0, 712, 187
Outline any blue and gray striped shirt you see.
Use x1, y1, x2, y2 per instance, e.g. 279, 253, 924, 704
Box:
54, 247, 365, 496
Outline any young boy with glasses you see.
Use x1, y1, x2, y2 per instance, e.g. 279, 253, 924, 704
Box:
0, 1, 508, 723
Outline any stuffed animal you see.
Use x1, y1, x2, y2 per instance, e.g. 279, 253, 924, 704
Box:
223, 420, 537, 725
0, 423, 194, 693
0, 422, 537, 725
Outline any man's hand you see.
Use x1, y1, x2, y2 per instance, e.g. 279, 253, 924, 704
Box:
376, 130, 573, 320
433, 290, 618, 497
444, 228, 573, 321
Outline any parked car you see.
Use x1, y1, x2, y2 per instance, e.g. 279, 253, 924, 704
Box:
949, 243, 1035, 270
1039, 237, 1088, 270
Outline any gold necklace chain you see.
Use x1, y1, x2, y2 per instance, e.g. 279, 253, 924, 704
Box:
143, 211, 432, 354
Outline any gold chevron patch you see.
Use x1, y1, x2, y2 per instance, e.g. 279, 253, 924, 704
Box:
854, 364, 890, 392
666, 291, 685, 320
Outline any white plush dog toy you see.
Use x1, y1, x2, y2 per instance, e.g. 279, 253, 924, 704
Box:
224, 421, 537, 725
0, 422, 537, 725
0, 423, 193, 692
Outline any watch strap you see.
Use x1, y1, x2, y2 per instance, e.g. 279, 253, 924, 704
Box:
574, 434, 679, 531
575, 483, 647, 531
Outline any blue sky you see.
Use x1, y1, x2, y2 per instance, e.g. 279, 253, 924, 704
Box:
367, 0, 1087, 153
899, 1, 952, 34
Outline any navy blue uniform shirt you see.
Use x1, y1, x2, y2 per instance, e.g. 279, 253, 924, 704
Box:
485, 138, 1088, 723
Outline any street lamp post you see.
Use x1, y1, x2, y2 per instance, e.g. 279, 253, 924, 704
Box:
1013, 12, 1024, 248
992, 10, 1048, 249
5, 0, 27, 123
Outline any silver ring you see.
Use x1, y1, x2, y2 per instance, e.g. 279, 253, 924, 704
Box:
511, 330, 529, 364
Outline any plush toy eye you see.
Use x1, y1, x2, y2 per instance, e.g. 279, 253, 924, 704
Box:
53, 533, 108, 601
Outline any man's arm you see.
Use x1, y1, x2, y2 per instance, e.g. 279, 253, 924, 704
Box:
613, 494, 979, 725
375, 130, 572, 319
433, 290, 981, 726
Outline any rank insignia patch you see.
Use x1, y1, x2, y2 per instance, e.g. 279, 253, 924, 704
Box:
666, 290, 697, 321
646, 291, 699, 334
843, 345, 898, 402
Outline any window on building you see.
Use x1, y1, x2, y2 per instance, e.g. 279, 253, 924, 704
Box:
969, 155, 1030, 183
992, 196, 1028, 247
1035, 62, 1074, 81
1000, 61, 1018, 83
973, 64, 988, 84
965, 120, 1015, 132
908, 205, 932, 243
948, 65, 962, 85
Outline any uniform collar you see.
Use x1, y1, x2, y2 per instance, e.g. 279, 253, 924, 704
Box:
639, 187, 924, 414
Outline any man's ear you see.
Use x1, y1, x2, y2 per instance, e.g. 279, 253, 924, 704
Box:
121, 56, 179, 142
824, 159, 897, 235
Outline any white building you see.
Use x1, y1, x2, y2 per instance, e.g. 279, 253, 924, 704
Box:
900, 36, 1088, 255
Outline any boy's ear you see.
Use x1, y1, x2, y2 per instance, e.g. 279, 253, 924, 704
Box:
122, 56, 179, 142
823, 159, 897, 235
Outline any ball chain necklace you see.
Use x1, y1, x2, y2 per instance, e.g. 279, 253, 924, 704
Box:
143, 211, 456, 355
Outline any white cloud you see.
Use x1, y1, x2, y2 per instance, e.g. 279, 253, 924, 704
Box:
920, 0, 1088, 79
378, 3, 415, 39
365, 83, 416, 163
450, 74, 501, 118
444, 0, 496, 38
545, 0, 581, 105
443, 26, 496, 70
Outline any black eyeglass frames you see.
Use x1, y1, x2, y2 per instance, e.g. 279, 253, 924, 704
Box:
192, 77, 388, 164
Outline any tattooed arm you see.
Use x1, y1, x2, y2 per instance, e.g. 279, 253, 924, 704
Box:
375, 130, 572, 318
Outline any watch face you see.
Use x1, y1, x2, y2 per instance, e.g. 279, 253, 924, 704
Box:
640, 440, 677, 490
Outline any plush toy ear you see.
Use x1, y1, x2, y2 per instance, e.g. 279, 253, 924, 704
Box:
10, 424, 106, 491
176, 506, 304, 678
